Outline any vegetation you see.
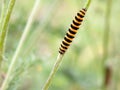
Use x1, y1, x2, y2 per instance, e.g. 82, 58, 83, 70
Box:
0, 0, 120, 90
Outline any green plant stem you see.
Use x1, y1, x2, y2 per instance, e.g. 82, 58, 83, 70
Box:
84, 0, 91, 10
0, 0, 6, 30
0, 0, 40, 90
102, 0, 112, 89
0, 0, 6, 71
0, 0, 16, 68
102, 0, 112, 63
42, 54, 63, 90
22, 0, 62, 57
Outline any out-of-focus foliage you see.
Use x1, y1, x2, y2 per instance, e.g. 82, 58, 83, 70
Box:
0, 0, 120, 90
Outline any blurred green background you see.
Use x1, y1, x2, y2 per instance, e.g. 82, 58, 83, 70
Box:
1, 0, 120, 90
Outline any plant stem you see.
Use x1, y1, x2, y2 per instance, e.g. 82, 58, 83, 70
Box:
42, 54, 63, 90
102, 0, 112, 63
102, 0, 112, 89
0, 0, 16, 68
1, 0, 40, 90
22, 0, 62, 57
84, 0, 91, 10
0, 0, 6, 31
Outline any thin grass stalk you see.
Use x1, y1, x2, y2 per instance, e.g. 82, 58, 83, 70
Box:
84, 0, 91, 10
0, 0, 40, 90
42, 54, 63, 90
0, 0, 6, 83
0, 0, 16, 68
22, 0, 63, 56
42, 0, 91, 90
102, 0, 112, 89
102, 0, 112, 64
0, 0, 6, 31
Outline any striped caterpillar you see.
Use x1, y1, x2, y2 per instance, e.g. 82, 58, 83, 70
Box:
59, 8, 87, 55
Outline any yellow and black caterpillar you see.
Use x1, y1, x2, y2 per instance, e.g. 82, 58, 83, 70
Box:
59, 8, 87, 55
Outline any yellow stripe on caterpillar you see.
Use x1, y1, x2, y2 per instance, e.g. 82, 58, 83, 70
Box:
63, 39, 71, 45
79, 11, 85, 16
76, 15, 83, 21
67, 31, 75, 37
60, 47, 66, 51
61, 43, 69, 48
69, 27, 78, 33
81, 9, 86, 14
74, 19, 81, 25
71, 23, 80, 29
65, 35, 73, 41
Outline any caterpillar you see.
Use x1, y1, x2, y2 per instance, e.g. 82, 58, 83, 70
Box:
59, 8, 87, 55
